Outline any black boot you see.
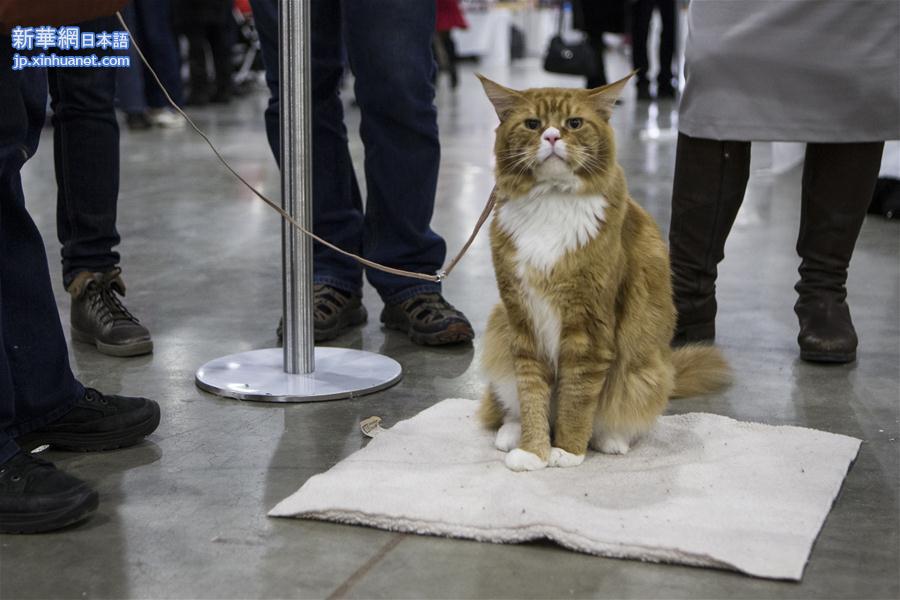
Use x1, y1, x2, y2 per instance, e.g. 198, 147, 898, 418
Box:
669, 133, 751, 345
68, 269, 153, 357
794, 142, 884, 363
0, 452, 98, 534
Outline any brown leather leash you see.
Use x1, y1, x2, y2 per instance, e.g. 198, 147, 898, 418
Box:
116, 12, 495, 284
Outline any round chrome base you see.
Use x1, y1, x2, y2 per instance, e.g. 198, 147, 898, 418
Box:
195, 347, 402, 403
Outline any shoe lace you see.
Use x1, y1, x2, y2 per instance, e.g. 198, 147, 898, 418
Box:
87, 279, 139, 328
400, 294, 462, 325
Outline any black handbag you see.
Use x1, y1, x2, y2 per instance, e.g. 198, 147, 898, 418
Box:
542, 5, 598, 78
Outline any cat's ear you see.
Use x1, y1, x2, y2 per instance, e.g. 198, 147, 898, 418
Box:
587, 71, 636, 120
477, 74, 524, 121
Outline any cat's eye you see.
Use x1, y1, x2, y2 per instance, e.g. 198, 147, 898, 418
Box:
524, 119, 541, 130
566, 118, 583, 130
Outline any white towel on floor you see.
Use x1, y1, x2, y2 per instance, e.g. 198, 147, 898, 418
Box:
269, 399, 860, 581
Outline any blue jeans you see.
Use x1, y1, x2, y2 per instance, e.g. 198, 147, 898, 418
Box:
48, 16, 122, 288
116, 0, 184, 110
250, 0, 445, 303
0, 39, 85, 465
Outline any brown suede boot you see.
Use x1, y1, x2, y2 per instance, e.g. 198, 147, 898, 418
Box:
669, 133, 751, 345
794, 142, 884, 364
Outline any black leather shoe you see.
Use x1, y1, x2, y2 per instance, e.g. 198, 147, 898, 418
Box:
0, 452, 98, 534
657, 84, 677, 99
16, 389, 161, 453
277, 284, 367, 343
381, 293, 474, 346
68, 269, 153, 357
636, 82, 653, 101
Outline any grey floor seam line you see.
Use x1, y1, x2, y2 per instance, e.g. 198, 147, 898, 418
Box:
327, 533, 406, 600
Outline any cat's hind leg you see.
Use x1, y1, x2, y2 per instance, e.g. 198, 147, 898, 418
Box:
481, 379, 521, 451
592, 355, 673, 455
480, 304, 522, 453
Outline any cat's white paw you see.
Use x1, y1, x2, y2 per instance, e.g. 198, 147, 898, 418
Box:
592, 433, 631, 455
505, 448, 548, 472
494, 422, 521, 452
548, 447, 585, 468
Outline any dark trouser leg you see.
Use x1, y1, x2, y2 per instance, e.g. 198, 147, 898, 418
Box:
251, 0, 366, 297
794, 142, 884, 363
438, 31, 459, 88
669, 132, 751, 344
655, 0, 677, 91
208, 19, 233, 100
115, 4, 148, 115
134, 0, 184, 107
47, 20, 122, 289
0, 62, 83, 464
585, 33, 608, 89
631, 0, 653, 91
344, 0, 445, 302
184, 27, 211, 104
248, 0, 279, 161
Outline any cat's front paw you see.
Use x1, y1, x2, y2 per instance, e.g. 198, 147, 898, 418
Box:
548, 447, 585, 468
494, 422, 521, 452
505, 448, 548, 472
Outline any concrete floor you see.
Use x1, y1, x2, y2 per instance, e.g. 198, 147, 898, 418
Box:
2, 57, 898, 599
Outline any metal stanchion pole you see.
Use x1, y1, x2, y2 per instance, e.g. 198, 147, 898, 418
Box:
280, 0, 314, 375
195, 0, 402, 402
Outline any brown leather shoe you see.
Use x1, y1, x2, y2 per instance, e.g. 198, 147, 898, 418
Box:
68, 269, 153, 357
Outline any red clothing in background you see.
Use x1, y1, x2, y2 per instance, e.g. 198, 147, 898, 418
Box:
436, 0, 467, 32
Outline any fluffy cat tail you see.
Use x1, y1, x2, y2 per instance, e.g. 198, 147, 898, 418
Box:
671, 345, 731, 398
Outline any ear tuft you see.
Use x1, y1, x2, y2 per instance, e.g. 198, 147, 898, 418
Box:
587, 71, 636, 120
477, 73, 523, 121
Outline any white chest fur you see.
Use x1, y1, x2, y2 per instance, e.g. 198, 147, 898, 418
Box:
496, 189, 609, 365
496, 190, 609, 274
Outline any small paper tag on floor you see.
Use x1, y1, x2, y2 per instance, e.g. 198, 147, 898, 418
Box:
360, 416, 385, 438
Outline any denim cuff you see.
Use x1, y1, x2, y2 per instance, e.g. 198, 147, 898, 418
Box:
63, 265, 118, 290
313, 275, 363, 298
380, 283, 442, 305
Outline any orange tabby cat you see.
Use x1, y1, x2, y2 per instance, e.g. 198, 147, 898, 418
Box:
477, 73, 730, 472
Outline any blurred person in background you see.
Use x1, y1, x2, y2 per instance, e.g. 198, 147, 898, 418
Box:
572, 0, 626, 89
249, 0, 474, 346
434, 0, 467, 89
0, 0, 161, 535
630, 0, 676, 100
669, 0, 899, 363
173, 0, 234, 106
49, 16, 154, 357
115, 0, 184, 128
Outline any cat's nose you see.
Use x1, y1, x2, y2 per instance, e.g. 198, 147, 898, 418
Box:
542, 128, 561, 145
